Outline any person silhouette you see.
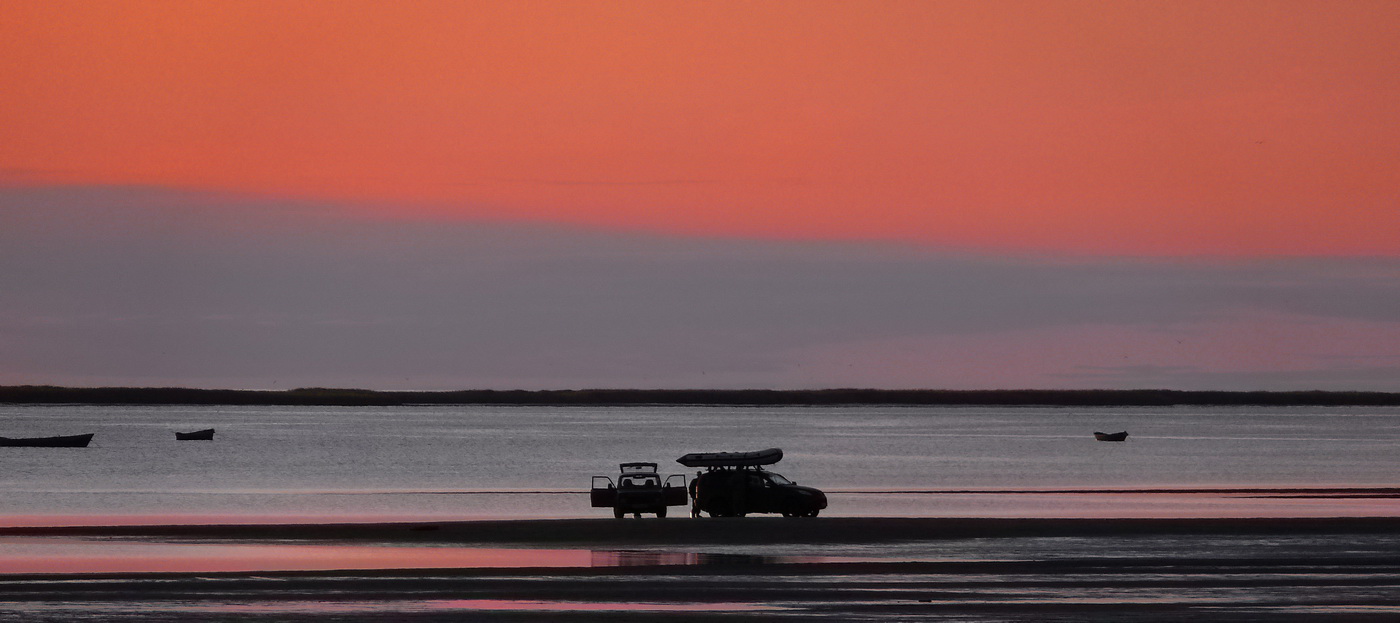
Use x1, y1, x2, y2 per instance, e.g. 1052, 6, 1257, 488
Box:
689, 471, 702, 517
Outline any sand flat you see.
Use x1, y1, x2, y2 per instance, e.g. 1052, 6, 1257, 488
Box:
2, 516, 1400, 621
5, 515, 1399, 544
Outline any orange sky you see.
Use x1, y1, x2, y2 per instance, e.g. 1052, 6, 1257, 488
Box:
4, 1, 1397, 255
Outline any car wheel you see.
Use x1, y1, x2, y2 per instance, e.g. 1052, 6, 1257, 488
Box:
804, 509, 820, 518
657, 507, 667, 518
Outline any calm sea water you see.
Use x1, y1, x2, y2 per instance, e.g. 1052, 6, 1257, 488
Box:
2, 404, 1398, 524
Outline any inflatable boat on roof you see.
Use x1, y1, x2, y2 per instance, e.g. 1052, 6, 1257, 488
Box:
676, 447, 782, 468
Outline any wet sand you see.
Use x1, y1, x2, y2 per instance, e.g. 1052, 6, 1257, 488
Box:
3, 517, 1400, 621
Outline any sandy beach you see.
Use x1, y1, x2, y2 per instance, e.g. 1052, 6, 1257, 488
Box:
3, 516, 1399, 621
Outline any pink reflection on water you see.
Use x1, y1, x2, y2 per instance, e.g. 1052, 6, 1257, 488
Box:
0, 539, 594, 574
590, 549, 830, 566
0, 539, 827, 575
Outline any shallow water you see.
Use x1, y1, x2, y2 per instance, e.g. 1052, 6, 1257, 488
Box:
2, 404, 1398, 523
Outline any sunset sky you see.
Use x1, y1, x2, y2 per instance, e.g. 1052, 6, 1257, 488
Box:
3, 1, 1398, 390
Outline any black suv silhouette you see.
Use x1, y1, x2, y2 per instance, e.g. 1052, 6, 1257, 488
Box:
678, 448, 827, 518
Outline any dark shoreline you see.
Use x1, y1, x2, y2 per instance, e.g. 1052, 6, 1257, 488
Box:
6, 516, 1399, 545
5, 385, 1400, 407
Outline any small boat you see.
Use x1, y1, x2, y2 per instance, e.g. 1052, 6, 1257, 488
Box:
677, 447, 783, 468
175, 428, 215, 441
0, 433, 95, 448
1093, 431, 1129, 442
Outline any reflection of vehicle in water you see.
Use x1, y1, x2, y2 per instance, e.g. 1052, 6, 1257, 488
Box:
678, 448, 827, 518
590, 462, 688, 518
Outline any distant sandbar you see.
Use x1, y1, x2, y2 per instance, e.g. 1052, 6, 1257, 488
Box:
5, 386, 1400, 407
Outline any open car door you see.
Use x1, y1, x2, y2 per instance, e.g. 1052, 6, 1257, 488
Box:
590, 476, 616, 508
663, 474, 688, 506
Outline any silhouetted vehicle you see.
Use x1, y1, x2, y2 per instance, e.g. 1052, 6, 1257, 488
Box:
1094, 431, 1129, 442
591, 462, 688, 518
678, 448, 827, 518
176, 428, 215, 440
0, 433, 94, 447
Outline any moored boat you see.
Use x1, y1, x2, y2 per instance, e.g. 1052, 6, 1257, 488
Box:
0, 433, 95, 448
175, 428, 215, 440
1093, 431, 1129, 442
